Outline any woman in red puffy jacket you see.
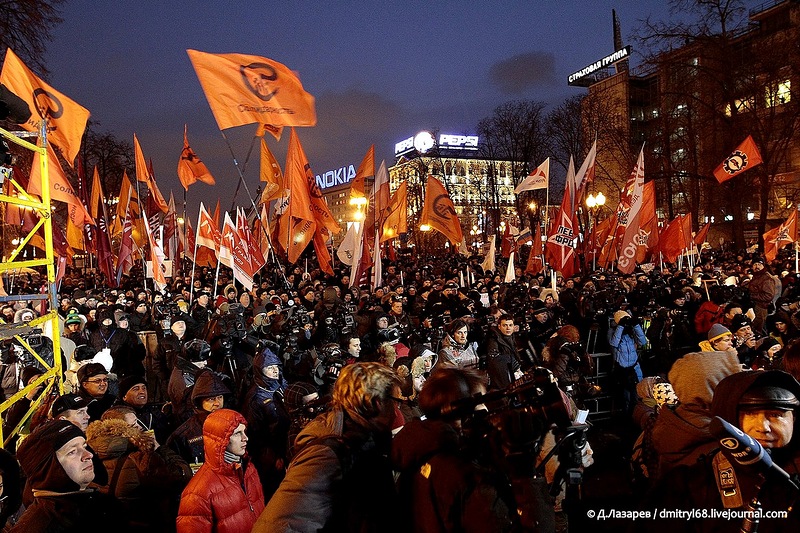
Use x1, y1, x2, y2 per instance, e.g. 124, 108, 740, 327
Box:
176, 408, 265, 533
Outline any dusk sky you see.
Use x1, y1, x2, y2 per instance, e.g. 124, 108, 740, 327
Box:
39, 1, 705, 215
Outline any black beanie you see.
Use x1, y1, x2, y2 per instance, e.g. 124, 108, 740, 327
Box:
17, 420, 88, 492
118, 375, 147, 399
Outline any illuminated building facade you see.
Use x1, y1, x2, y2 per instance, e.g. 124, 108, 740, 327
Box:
388, 131, 521, 248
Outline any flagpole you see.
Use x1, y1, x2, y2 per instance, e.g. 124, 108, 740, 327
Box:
183, 187, 188, 277
218, 129, 289, 289
189, 212, 200, 304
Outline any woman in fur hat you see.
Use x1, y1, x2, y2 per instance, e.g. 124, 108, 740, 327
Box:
86, 406, 192, 532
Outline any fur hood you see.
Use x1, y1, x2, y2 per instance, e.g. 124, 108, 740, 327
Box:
86, 418, 155, 460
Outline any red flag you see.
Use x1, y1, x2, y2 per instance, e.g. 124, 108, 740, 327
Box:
239, 207, 267, 276
713, 135, 763, 183
196, 203, 222, 255
525, 225, 544, 275
694, 222, 711, 247
116, 189, 136, 285
658, 214, 693, 263
617, 148, 645, 274
142, 213, 167, 290
501, 222, 517, 259
177, 125, 215, 189
223, 212, 253, 289
635, 181, 659, 264
90, 167, 116, 286
545, 157, 578, 277
764, 209, 798, 262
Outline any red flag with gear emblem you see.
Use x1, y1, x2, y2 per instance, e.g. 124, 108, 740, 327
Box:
713, 135, 763, 183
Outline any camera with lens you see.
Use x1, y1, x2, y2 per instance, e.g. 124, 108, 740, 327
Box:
314, 343, 347, 385
154, 301, 181, 330
1, 328, 45, 365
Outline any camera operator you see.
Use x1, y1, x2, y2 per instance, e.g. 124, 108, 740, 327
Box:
391, 367, 520, 532
646, 292, 695, 374
189, 290, 213, 337
388, 295, 414, 343
484, 312, 522, 391
527, 300, 558, 366
608, 310, 647, 416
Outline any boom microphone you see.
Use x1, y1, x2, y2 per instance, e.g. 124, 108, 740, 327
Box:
709, 416, 799, 491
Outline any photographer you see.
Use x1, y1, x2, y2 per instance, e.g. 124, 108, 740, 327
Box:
730, 314, 758, 367
608, 310, 647, 416
391, 367, 519, 532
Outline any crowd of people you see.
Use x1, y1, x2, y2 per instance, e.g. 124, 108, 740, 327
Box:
1, 245, 800, 532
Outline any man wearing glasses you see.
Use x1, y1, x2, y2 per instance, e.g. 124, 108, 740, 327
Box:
77, 363, 115, 421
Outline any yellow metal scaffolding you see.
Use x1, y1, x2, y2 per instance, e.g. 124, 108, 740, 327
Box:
0, 123, 63, 448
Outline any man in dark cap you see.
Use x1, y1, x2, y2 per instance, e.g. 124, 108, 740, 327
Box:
51, 393, 91, 432
10, 420, 123, 532
116, 375, 173, 443
77, 363, 115, 422
731, 314, 758, 367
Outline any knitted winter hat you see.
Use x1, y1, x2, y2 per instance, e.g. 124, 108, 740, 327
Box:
708, 323, 732, 343
17, 420, 87, 491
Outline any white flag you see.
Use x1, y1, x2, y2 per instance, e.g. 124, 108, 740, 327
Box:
504, 251, 516, 283
514, 158, 549, 193
336, 223, 359, 266
481, 235, 496, 274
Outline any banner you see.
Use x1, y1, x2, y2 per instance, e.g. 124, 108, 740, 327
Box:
349, 144, 374, 202
545, 157, 578, 277
29, 142, 94, 227
90, 167, 116, 285
134, 134, 169, 212
187, 49, 316, 130
0, 48, 90, 166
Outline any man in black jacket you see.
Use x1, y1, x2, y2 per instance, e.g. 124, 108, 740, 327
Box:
484, 313, 521, 391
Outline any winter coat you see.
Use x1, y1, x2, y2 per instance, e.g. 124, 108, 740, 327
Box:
241, 348, 290, 497
652, 351, 742, 477
607, 320, 647, 368
86, 418, 192, 532
436, 334, 480, 372
484, 329, 520, 390
748, 269, 779, 307
176, 409, 264, 533
166, 370, 230, 466
391, 418, 515, 532
693, 300, 724, 337
88, 326, 146, 379
253, 408, 398, 533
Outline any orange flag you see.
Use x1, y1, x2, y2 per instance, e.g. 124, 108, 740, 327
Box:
177, 125, 215, 189
420, 176, 464, 247
187, 49, 316, 130
349, 145, 374, 202
714, 135, 763, 183
134, 134, 169, 213
279, 129, 318, 263
196, 202, 222, 254
764, 209, 798, 262
259, 137, 284, 202
0, 48, 90, 166
28, 142, 94, 227
256, 123, 284, 142
380, 181, 408, 242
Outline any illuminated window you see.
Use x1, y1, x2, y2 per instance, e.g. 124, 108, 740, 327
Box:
766, 80, 791, 107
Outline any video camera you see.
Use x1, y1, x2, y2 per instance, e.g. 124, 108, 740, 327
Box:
314, 343, 346, 386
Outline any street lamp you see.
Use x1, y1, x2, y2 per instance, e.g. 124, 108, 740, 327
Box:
420, 224, 431, 232
585, 192, 606, 271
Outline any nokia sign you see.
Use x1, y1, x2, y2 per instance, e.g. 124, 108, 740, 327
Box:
316, 164, 356, 189
395, 131, 480, 155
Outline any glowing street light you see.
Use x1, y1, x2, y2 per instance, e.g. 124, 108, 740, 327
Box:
420, 224, 431, 232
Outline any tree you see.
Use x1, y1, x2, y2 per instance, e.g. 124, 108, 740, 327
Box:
634, 0, 800, 249
0, 0, 65, 75
476, 100, 549, 231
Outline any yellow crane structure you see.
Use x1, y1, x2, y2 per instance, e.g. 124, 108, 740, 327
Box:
0, 123, 63, 448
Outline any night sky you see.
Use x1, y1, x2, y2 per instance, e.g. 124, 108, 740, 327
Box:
39, 1, 695, 215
